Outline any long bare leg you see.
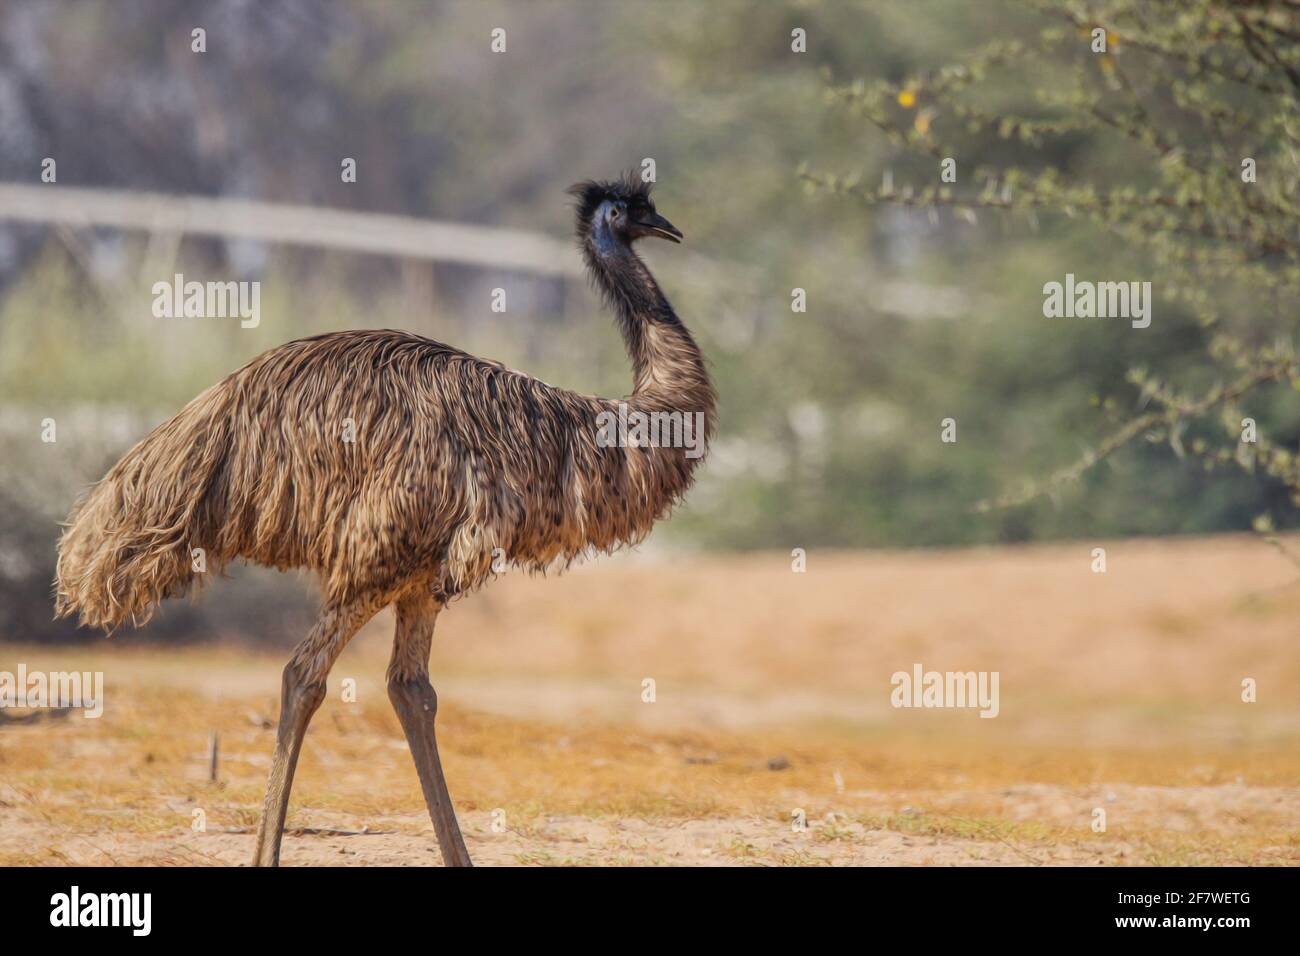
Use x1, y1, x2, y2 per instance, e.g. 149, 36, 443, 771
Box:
253, 595, 382, 867
387, 592, 472, 867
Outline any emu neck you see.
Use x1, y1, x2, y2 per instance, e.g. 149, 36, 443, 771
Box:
582, 238, 715, 418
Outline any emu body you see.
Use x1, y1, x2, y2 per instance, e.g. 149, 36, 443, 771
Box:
54, 174, 714, 866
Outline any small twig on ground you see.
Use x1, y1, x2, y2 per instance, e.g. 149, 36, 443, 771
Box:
0, 707, 76, 726
207, 731, 220, 783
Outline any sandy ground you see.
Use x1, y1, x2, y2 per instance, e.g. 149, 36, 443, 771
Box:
3, 534, 1300, 866
7, 784, 1297, 867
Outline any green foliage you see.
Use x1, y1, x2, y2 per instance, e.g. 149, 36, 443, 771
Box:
796, 0, 1300, 539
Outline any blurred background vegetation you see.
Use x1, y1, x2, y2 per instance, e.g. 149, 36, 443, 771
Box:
1, 0, 1296, 642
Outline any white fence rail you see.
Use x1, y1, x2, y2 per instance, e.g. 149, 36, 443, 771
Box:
0, 183, 582, 278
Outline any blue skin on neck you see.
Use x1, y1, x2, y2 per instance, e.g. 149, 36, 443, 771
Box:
590, 202, 629, 259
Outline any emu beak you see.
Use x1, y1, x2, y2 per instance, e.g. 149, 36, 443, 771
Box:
640, 212, 683, 243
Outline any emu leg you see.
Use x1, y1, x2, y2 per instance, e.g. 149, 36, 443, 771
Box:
253, 596, 381, 867
387, 593, 472, 867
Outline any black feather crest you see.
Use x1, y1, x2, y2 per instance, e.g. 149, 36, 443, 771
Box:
567, 171, 654, 235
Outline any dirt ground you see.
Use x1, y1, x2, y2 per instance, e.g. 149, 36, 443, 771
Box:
3, 534, 1299, 866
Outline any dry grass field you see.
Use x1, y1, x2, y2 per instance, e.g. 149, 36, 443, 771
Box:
3, 533, 1300, 866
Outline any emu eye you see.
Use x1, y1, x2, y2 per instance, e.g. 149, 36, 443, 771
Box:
609, 206, 620, 220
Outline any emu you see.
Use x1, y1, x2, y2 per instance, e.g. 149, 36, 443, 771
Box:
54, 174, 715, 867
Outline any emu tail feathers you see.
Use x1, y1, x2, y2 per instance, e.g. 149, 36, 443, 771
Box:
55, 384, 233, 630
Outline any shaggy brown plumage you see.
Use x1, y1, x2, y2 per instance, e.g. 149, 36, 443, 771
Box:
55, 176, 715, 630
53, 174, 714, 867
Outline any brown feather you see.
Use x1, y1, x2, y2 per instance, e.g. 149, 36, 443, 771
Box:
55, 190, 715, 630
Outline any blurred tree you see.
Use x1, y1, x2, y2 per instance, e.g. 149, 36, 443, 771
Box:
802, 0, 1300, 536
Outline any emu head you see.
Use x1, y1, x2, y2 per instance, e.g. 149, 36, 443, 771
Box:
568, 173, 683, 249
